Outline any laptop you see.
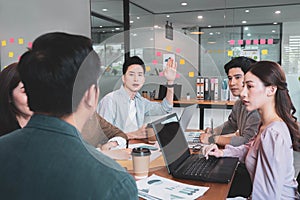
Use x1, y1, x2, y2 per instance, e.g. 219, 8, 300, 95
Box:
178, 104, 203, 148
150, 113, 239, 183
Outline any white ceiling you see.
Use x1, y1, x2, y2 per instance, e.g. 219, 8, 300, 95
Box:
91, 0, 300, 32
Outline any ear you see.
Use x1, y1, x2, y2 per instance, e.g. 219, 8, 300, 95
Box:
267, 85, 277, 97
84, 84, 99, 109
121, 74, 125, 83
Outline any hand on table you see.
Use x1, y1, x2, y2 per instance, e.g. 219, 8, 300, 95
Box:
101, 141, 118, 150
127, 124, 147, 139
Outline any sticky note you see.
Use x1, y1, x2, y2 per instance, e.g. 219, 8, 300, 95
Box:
267, 38, 273, 44
246, 40, 251, 45
261, 49, 268, 55
156, 52, 162, 56
152, 60, 158, 65
253, 39, 259, 45
228, 50, 233, 57
238, 40, 244, 45
166, 46, 172, 51
8, 52, 14, 58
28, 42, 33, 48
179, 59, 185, 65
217, 49, 222, 54
10, 38, 15, 43
260, 39, 266, 45
18, 38, 24, 45
1, 40, 7, 46
176, 74, 180, 78
146, 66, 151, 72
176, 48, 181, 53
229, 40, 235, 45
188, 71, 194, 77
159, 72, 164, 77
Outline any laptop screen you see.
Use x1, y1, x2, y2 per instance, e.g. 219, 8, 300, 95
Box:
151, 113, 190, 173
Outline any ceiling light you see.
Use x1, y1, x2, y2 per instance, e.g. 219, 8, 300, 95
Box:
273, 22, 278, 24
244, 27, 249, 31
247, 33, 251, 37
272, 30, 276, 33
150, 38, 154, 41
133, 33, 137, 36
181, 2, 187, 6
166, 15, 170, 18
137, 16, 140, 19
209, 32, 213, 35
275, 10, 281, 14
197, 15, 203, 19
99, 26, 103, 28
242, 20, 247, 24
154, 25, 159, 28
208, 25, 212, 28
115, 28, 120, 30
102, 8, 108, 12
190, 31, 204, 35
245, 10, 249, 13
130, 20, 134, 23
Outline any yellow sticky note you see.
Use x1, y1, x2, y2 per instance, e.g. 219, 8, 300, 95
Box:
180, 59, 185, 65
146, 66, 151, 72
166, 46, 172, 51
228, 50, 233, 57
8, 52, 14, 58
18, 38, 24, 45
1, 40, 7, 46
261, 49, 268, 55
188, 71, 194, 77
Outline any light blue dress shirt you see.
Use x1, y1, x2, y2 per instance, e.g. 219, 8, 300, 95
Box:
97, 85, 173, 132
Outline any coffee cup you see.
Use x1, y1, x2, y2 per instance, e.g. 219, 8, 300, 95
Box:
131, 147, 151, 179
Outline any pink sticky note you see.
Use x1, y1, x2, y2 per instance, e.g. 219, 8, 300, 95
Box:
159, 72, 164, 77
10, 38, 14, 43
28, 42, 33, 48
18, 56, 21, 61
238, 40, 243, 45
152, 60, 158, 65
246, 40, 251, 45
253, 39, 259, 45
176, 73, 180, 78
229, 40, 235, 45
156, 52, 162, 56
260, 39, 266, 45
176, 48, 181, 53
267, 38, 273, 44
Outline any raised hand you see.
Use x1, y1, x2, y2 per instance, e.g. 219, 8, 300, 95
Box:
163, 58, 177, 83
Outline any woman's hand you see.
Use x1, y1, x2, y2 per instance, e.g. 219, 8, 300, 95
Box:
202, 144, 224, 159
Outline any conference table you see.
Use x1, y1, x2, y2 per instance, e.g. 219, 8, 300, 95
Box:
117, 139, 233, 200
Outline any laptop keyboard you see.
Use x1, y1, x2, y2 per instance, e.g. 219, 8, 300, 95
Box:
183, 156, 219, 177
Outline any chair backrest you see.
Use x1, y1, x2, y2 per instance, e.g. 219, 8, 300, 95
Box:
297, 171, 300, 193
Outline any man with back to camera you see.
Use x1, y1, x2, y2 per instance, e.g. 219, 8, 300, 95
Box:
0, 32, 138, 199
200, 56, 260, 146
97, 56, 177, 140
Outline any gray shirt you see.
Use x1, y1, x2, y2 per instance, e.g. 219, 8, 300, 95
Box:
97, 85, 172, 131
214, 99, 260, 146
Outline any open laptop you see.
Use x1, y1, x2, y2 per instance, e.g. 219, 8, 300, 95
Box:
150, 113, 239, 183
178, 104, 203, 147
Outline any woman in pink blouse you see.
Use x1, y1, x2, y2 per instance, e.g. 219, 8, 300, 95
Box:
204, 61, 300, 199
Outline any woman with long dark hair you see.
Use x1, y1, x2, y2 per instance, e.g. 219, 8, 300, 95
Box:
0, 63, 33, 136
203, 61, 300, 199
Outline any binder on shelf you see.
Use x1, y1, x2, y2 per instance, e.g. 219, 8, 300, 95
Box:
204, 77, 210, 100
210, 77, 219, 100
196, 77, 204, 100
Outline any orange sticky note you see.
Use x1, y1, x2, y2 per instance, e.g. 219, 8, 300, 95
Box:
1, 40, 7, 46
180, 59, 185, 65
261, 49, 268, 55
166, 46, 172, 51
8, 52, 14, 58
188, 71, 194, 77
18, 38, 24, 45
228, 50, 233, 57
146, 66, 151, 72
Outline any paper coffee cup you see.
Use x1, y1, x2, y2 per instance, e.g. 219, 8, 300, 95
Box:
132, 147, 151, 179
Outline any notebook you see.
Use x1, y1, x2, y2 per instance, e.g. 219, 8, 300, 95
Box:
150, 113, 239, 183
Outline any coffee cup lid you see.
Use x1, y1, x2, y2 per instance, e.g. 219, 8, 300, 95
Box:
131, 147, 151, 156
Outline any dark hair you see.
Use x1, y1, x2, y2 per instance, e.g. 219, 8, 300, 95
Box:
122, 56, 145, 74
18, 32, 101, 117
224, 56, 256, 75
248, 61, 300, 151
0, 63, 22, 136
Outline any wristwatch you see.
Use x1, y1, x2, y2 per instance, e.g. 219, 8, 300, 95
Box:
165, 82, 175, 88
208, 135, 215, 144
